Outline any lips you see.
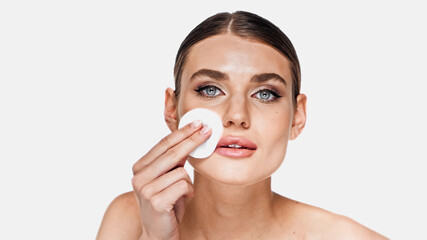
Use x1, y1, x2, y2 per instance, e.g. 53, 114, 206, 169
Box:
215, 136, 257, 158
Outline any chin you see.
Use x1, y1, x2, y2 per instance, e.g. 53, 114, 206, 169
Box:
189, 154, 271, 187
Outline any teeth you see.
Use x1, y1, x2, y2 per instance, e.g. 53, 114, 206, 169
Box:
227, 144, 242, 148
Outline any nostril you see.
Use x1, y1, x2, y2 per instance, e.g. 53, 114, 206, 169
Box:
224, 120, 249, 129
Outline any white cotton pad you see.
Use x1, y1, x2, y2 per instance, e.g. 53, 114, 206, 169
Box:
178, 108, 223, 159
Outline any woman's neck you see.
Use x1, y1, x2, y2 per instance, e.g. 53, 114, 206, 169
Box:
179, 170, 281, 239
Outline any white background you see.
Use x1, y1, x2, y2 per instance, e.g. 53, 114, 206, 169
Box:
1, 1, 426, 239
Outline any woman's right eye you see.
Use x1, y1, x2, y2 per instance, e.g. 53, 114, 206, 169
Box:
195, 85, 223, 98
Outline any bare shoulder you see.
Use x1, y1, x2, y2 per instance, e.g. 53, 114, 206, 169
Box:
323, 213, 389, 240
96, 191, 141, 240
273, 193, 388, 239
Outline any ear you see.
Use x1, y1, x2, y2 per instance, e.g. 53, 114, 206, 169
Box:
290, 94, 307, 140
164, 87, 179, 132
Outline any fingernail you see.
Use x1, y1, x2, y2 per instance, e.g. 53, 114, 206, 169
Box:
191, 120, 202, 129
200, 124, 211, 135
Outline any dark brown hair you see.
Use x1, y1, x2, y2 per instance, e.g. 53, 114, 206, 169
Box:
173, 11, 301, 107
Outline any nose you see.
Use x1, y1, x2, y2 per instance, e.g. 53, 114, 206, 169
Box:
222, 95, 250, 129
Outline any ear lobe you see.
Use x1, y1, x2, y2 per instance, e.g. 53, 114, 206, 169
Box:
290, 94, 307, 140
164, 87, 178, 132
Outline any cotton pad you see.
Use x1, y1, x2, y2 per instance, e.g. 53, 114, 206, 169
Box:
178, 108, 223, 159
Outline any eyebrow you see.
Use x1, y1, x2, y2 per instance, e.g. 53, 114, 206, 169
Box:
190, 69, 229, 82
189, 68, 287, 86
250, 73, 287, 86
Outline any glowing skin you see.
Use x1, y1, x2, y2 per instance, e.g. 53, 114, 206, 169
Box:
173, 34, 297, 186
163, 34, 308, 238
97, 33, 388, 240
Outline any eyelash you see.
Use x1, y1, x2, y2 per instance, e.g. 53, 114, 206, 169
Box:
194, 85, 282, 102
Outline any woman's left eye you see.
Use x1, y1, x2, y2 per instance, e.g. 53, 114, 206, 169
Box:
195, 85, 222, 98
253, 89, 281, 102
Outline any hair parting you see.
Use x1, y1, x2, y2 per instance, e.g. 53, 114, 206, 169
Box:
173, 11, 301, 108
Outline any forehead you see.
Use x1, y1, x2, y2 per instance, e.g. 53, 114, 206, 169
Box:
182, 34, 292, 84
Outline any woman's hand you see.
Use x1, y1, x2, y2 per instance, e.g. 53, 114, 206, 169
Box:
132, 120, 211, 240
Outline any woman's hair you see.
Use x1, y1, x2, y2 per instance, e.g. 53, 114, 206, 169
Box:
173, 11, 301, 107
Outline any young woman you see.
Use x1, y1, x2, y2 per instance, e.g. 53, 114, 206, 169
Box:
97, 11, 388, 239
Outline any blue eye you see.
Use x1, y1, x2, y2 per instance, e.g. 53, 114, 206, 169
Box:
195, 85, 222, 98
253, 89, 281, 102
195, 85, 281, 102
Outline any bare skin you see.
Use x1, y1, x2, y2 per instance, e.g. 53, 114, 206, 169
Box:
98, 191, 386, 239
97, 34, 388, 240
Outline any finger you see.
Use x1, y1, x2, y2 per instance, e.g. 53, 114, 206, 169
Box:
138, 126, 211, 185
149, 179, 194, 213
132, 120, 203, 174
133, 167, 192, 200
152, 125, 211, 176
174, 196, 186, 224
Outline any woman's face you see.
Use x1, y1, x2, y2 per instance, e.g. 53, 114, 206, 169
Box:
167, 34, 305, 186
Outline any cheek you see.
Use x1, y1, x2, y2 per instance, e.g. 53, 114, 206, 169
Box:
256, 110, 291, 143
176, 93, 194, 118
256, 110, 291, 166
176, 89, 208, 118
